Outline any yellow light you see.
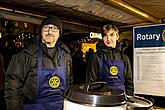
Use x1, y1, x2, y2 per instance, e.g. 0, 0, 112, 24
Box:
107, 0, 160, 23
81, 42, 97, 60
0, 32, 2, 38
81, 43, 97, 52
117, 2, 150, 18
0, 7, 13, 11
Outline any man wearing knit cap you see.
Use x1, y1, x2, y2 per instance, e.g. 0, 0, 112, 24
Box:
5, 15, 73, 110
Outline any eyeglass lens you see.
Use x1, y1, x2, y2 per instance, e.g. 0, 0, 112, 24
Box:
43, 26, 59, 32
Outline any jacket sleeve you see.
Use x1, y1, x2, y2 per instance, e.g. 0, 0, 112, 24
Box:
124, 54, 134, 96
66, 53, 73, 86
0, 54, 5, 90
5, 54, 26, 110
86, 53, 100, 83
59, 42, 73, 86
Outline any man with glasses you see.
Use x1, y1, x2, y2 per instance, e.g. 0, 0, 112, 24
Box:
5, 15, 73, 110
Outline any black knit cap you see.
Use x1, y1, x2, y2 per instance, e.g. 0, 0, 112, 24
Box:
41, 15, 62, 35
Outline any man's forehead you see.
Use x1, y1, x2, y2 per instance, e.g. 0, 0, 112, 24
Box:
43, 24, 58, 27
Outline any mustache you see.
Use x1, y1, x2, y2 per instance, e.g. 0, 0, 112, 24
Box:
45, 34, 53, 37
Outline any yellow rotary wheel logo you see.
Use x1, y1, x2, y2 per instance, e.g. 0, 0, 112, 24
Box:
162, 30, 165, 42
49, 76, 60, 88
109, 66, 118, 76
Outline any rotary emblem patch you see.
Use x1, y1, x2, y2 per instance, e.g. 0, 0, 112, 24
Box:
109, 66, 118, 76
49, 76, 60, 88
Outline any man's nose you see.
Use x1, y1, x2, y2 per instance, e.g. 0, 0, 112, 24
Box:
48, 28, 53, 34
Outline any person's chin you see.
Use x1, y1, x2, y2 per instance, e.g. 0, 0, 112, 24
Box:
105, 43, 112, 47
45, 41, 52, 44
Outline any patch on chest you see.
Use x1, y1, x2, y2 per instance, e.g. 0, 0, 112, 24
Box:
109, 66, 118, 76
49, 76, 60, 88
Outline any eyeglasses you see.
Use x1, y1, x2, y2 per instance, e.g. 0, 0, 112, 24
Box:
42, 26, 59, 32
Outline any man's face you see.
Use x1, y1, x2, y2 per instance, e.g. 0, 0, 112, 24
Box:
41, 24, 60, 47
103, 29, 119, 48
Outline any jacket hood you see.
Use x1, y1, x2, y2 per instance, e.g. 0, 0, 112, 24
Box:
55, 41, 70, 54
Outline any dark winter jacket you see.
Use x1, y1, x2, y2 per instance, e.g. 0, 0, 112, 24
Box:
5, 38, 73, 110
86, 41, 134, 95
0, 53, 5, 91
